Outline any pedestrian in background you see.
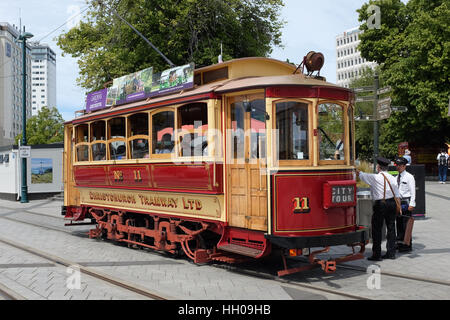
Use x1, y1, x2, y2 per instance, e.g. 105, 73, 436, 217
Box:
357, 157, 401, 261
403, 149, 412, 165
437, 148, 449, 184
394, 156, 415, 252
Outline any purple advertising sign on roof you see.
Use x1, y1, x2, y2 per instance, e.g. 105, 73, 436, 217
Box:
86, 88, 108, 113
85, 63, 195, 112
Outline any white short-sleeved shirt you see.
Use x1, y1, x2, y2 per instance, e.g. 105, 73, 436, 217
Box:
397, 170, 416, 207
359, 171, 400, 201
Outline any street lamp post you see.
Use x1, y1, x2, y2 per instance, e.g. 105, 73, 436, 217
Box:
19, 29, 33, 203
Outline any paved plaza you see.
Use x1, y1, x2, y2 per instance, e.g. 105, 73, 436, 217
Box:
0, 181, 449, 300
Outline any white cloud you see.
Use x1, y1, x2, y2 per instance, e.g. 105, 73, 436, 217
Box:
2, 0, 375, 121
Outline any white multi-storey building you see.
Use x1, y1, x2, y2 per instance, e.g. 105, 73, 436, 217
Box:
336, 27, 377, 88
0, 22, 32, 146
29, 42, 56, 115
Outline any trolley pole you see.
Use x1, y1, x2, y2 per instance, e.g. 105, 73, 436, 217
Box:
19, 29, 33, 203
373, 72, 379, 173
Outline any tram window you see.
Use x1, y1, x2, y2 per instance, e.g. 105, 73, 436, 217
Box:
250, 99, 266, 159
276, 101, 309, 160
75, 124, 88, 143
92, 143, 106, 161
128, 113, 149, 159
318, 103, 345, 161
76, 145, 89, 162
130, 139, 149, 159
90, 121, 105, 141
110, 141, 127, 160
128, 113, 148, 136
152, 111, 174, 154
178, 103, 208, 157
108, 117, 125, 139
230, 103, 245, 159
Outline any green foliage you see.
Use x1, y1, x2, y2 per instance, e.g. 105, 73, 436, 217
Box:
15, 107, 64, 145
356, 0, 450, 150
57, 0, 285, 91
349, 66, 397, 160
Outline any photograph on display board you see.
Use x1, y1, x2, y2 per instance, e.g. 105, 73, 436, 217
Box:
31, 158, 53, 184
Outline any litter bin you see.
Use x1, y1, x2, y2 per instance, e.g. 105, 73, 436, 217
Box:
388, 164, 426, 218
357, 190, 386, 240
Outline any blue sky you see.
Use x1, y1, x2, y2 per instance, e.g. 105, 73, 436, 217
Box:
1, 0, 372, 121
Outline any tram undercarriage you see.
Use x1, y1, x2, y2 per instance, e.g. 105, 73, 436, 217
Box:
64, 205, 368, 276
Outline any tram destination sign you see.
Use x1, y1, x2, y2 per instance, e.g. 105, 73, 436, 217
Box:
323, 181, 356, 209
85, 63, 195, 113
331, 185, 355, 204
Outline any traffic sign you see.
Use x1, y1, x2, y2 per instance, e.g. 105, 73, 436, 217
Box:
377, 86, 392, 95
391, 106, 408, 112
377, 106, 391, 120
353, 86, 375, 93
377, 97, 392, 120
19, 146, 31, 158
377, 97, 392, 108
355, 95, 375, 102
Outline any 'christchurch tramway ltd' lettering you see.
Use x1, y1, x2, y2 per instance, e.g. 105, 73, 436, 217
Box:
89, 191, 136, 204
88, 191, 203, 211
138, 194, 178, 208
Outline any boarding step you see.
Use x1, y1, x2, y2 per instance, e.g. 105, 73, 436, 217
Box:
217, 243, 263, 258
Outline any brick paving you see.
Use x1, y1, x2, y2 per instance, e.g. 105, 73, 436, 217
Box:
0, 181, 448, 300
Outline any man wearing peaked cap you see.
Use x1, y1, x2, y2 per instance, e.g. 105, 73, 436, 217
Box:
394, 156, 416, 252
356, 156, 400, 260
376, 156, 390, 167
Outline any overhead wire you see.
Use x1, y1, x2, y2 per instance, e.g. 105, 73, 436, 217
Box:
36, 5, 90, 43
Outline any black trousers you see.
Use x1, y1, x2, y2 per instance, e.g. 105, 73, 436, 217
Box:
372, 198, 397, 257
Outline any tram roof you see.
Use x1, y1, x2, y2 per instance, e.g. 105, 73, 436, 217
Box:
70, 57, 350, 124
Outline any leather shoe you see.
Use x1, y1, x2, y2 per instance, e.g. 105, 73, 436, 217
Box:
367, 256, 382, 261
382, 254, 395, 259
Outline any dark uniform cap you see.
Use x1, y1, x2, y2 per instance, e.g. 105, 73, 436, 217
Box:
376, 156, 390, 166
395, 156, 408, 166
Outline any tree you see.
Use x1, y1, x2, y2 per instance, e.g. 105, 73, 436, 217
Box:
15, 107, 64, 145
57, 0, 285, 91
349, 66, 398, 160
357, 0, 450, 150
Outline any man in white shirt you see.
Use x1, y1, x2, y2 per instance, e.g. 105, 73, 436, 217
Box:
357, 157, 401, 261
394, 157, 416, 252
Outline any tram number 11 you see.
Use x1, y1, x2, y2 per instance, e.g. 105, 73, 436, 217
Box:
133, 170, 142, 182
292, 197, 310, 214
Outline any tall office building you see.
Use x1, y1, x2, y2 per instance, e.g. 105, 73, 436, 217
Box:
0, 22, 32, 146
29, 42, 56, 116
336, 27, 377, 88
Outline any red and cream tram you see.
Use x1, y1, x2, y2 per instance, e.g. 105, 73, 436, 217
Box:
63, 55, 368, 276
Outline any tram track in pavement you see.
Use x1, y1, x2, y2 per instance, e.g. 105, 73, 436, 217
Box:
0, 235, 169, 300
337, 263, 450, 287
0, 281, 26, 300
0, 208, 370, 300
2, 206, 450, 299
211, 253, 450, 300
211, 262, 372, 300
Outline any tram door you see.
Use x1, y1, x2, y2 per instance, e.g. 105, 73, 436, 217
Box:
227, 94, 267, 231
